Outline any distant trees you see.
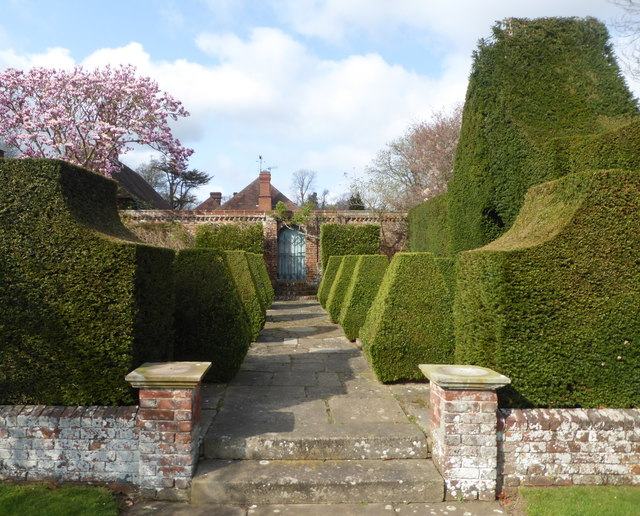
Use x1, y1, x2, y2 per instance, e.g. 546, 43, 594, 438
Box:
291, 169, 317, 205
613, 0, 640, 78
0, 65, 192, 177
137, 156, 211, 210
358, 104, 462, 211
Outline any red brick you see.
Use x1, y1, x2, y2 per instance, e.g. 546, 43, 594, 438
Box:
139, 390, 175, 399
157, 399, 192, 411
443, 390, 496, 402
138, 409, 175, 421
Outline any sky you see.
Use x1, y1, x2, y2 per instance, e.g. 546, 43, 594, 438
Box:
0, 0, 637, 205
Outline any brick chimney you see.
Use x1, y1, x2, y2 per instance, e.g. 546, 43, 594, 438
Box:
209, 192, 222, 209
258, 170, 272, 211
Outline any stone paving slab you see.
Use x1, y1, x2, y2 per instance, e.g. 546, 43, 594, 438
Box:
192, 459, 444, 505
126, 501, 508, 516
197, 300, 437, 504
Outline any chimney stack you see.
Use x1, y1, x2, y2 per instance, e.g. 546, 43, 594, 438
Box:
209, 192, 222, 209
258, 170, 272, 211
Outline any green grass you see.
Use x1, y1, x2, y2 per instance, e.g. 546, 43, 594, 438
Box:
0, 483, 119, 516
519, 486, 640, 516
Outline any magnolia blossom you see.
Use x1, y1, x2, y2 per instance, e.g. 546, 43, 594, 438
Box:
0, 65, 193, 176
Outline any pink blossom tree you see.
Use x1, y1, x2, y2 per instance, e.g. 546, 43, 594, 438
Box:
0, 65, 193, 176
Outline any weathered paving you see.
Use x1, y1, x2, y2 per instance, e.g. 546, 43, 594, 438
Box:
193, 300, 443, 505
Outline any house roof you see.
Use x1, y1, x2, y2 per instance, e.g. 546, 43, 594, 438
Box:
195, 175, 298, 211
195, 193, 222, 211
220, 177, 298, 211
112, 164, 171, 210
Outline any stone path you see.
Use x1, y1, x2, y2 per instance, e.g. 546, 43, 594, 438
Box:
127, 300, 508, 515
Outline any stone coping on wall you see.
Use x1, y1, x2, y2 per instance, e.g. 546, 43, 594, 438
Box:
125, 361, 211, 389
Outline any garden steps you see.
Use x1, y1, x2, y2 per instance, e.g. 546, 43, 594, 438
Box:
192, 300, 442, 505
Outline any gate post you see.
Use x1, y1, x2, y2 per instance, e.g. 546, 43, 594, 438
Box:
126, 361, 211, 500
420, 364, 510, 501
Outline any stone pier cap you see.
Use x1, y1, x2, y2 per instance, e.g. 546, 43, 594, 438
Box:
125, 361, 212, 389
419, 364, 510, 390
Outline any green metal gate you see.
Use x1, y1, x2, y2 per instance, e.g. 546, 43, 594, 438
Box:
277, 227, 306, 280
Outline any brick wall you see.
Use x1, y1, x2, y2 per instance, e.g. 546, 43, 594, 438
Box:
498, 408, 640, 495
121, 209, 407, 297
0, 405, 138, 483
0, 362, 209, 500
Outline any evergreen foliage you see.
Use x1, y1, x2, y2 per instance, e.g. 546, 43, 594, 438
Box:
247, 252, 274, 308
326, 255, 359, 324
0, 159, 174, 405
195, 223, 264, 253
317, 255, 343, 308
360, 253, 454, 382
455, 170, 640, 408
173, 249, 252, 381
447, 17, 638, 253
224, 251, 265, 339
338, 255, 389, 341
407, 193, 451, 256
319, 223, 380, 269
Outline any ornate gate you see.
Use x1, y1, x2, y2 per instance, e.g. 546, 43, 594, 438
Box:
277, 227, 306, 281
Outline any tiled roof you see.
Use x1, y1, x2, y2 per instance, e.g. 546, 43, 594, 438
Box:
219, 178, 298, 211
112, 164, 171, 210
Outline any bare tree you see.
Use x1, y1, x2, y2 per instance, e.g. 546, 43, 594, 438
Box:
291, 169, 317, 206
612, 0, 640, 79
360, 104, 462, 211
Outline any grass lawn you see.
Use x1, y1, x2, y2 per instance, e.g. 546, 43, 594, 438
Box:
0, 483, 119, 516
518, 486, 640, 516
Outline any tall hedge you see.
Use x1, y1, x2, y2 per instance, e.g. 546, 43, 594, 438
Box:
173, 249, 252, 382
455, 170, 640, 408
317, 255, 343, 308
360, 252, 454, 382
448, 17, 638, 253
195, 223, 264, 253
338, 255, 388, 341
224, 251, 265, 339
247, 252, 274, 308
319, 223, 380, 269
0, 159, 174, 405
326, 255, 359, 324
407, 193, 451, 256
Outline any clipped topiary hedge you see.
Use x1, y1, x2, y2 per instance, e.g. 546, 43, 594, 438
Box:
320, 223, 380, 269
360, 252, 454, 382
317, 255, 343, 308
0, 159, 175, 405
408, 193, 451, 256
195, 222, 264, 253
224, 250, 265, 339
448, 17, 638, 253
326, 255, 360, 324
455, 169, 640, 408
173, 249, 252, 381
338, 255, 388, 341
247, 252, 274, 308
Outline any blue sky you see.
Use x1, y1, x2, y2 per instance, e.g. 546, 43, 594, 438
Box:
0, 0, 636, 205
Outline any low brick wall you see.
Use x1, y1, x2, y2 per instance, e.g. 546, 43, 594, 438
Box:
498, 408, 640, 495
424, 365, 640, 500
0, 405, 138, 483
0, 361, 210, 500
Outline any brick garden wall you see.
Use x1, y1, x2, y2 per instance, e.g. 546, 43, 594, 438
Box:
0, 405, 138, 484
0, 371, 207, 501
428, 377, 640, 500
498, 408, 640, 495
121, 209, 407, 296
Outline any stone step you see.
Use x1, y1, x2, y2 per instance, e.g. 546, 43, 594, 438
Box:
203, 424, 430, 460
191, 459, 445, 505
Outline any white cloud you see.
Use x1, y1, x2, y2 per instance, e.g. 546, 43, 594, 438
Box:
0, 46, 75, 70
